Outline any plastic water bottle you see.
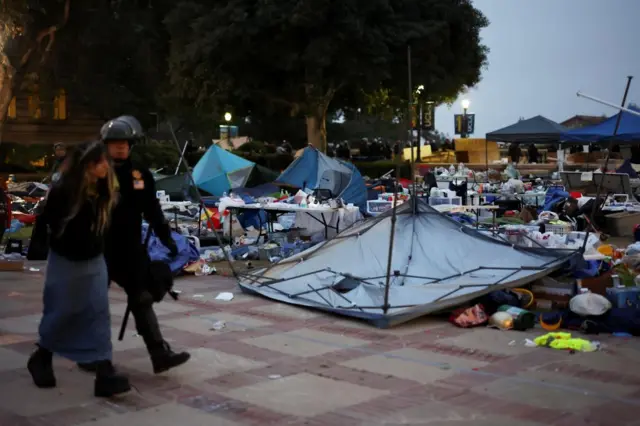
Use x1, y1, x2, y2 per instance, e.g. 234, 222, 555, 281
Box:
222, 191, 227, 198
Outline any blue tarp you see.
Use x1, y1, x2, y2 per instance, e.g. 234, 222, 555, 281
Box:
142, 224, 200, 274
276, 146, 367, 211
543, 186, 569, 211
561, 105, 640, 143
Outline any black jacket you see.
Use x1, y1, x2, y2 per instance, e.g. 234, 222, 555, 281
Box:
43, 185, 105, 261
106, 159, 172, 270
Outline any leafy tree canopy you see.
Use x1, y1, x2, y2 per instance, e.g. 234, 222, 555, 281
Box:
164, 0, 489, 152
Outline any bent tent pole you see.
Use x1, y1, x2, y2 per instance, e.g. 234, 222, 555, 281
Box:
167, 122, 238, 278
577, 77, 633, 252
175, 140, 189, 175
577, 91, 640, 118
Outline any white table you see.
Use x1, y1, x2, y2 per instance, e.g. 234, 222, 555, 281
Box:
223, 202, 362, 239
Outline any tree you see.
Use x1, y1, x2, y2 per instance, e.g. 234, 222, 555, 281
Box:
164, 0, 488, 152
51, 0, 173, 124
0, 0, 71, 139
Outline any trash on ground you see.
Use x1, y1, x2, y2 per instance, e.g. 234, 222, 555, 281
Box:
215, 292, 234, 301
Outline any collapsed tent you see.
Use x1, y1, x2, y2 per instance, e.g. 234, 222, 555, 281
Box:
238, 198, 577, 328
154, 173, 199, 201
192, 145, 278, 196
561, 105, 640, 143
276, 146, 367, 210
8, 182, 48, 198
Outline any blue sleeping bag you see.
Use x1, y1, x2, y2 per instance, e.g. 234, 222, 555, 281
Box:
141, 224, 200, 274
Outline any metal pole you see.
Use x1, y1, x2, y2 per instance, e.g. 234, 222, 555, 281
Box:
382, 44, 411, 313
582, 76, 633, 251
175, 140, 189, 175
462, 108, 468, 138
168, 122, 238, 277
416, 101, 422, 162
577, 91, 640, 118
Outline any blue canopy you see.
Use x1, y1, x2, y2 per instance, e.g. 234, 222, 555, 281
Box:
276, 146, 367, 210
561, 105, 640, 143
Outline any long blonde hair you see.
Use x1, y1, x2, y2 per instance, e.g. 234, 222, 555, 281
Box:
55, 141, 118, 237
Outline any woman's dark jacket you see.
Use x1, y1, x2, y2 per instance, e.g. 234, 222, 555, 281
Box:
42, 184, 106, 261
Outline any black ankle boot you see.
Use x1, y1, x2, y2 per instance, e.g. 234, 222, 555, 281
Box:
150, 341, 190, 374
77, 362, 99, 373
27, 345, 56, 388
94, 361, 131, 398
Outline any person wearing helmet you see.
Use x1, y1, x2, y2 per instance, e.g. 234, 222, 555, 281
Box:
77, 115, 190, 374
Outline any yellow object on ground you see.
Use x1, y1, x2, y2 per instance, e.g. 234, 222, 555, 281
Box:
597, 244, 614, 257
534, 332, 598, 352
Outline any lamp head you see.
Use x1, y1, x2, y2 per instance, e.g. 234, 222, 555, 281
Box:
224, 112, 232, 122
461, 99, 470, 110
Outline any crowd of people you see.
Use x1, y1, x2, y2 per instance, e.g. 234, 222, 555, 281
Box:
27, 116, 190, 398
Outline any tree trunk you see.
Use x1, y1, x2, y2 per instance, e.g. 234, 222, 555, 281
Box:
0, 55, 15, 144
305, 103, 328, 153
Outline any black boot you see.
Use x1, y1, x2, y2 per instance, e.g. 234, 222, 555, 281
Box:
77, 362, 99, 373
150, 341, 190, 374
94, 360, 131, 398
27, 345, 56, 388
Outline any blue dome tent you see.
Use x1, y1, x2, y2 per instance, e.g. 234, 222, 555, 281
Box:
276, 145, 367, 211
193, 145, 278, 196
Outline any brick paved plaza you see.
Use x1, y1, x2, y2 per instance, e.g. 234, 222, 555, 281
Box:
0, 262, 639, 425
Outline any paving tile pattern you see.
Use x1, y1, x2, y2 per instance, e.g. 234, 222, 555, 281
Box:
0, 263, 638, 425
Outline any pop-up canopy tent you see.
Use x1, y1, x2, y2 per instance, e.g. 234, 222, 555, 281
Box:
276, 145, 367, 210
561, 105, 640, 143
486, 115, 568, 143
238, 198, 576, 328
192, 145, 278, 196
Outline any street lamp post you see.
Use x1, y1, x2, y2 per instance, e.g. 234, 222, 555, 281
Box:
461, 99, 470, 139
224, 112, 232, 145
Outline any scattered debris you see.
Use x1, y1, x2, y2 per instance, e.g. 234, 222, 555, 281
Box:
210, 320, 226, 331
215, 292, 234, 302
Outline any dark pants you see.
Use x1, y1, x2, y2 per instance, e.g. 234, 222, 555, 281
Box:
109, 260, 164, 353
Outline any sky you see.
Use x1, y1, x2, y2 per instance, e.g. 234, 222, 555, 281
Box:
435, 0, 640, 138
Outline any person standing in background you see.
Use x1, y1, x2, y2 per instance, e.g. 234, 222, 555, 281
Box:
527, 144, 539, 164
50, 143, 67, 183
508, 143, 522, 164
0, 181, 11, 242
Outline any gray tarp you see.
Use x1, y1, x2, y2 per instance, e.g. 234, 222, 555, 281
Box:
238, 199, 577, 328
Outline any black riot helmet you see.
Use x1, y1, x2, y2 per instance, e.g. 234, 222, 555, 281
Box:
100, 115, 145, 144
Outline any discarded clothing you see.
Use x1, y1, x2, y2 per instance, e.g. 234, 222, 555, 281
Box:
534, 332, 598, 352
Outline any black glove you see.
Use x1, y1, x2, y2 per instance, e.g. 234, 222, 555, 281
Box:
165, 238, 178, 257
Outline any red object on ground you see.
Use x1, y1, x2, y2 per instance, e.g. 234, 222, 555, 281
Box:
204, 208, 224, 230
12, 212, 35, 225
570, 191, 582, 199
398, 178, 412, 188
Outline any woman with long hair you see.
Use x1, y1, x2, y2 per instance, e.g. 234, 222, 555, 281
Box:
27, 140, 131, 397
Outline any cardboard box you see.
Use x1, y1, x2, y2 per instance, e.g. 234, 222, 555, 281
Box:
0, 260, 24, 272
605, 212, 640, 237
577, 270, 613, 296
